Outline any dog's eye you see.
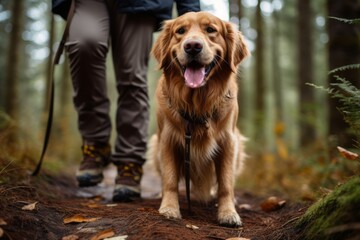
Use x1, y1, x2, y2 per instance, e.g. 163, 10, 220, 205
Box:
206, 26, 216, 33
176, 27, 185, 34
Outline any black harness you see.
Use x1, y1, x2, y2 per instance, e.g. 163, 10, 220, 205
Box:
178, 110, 211, 213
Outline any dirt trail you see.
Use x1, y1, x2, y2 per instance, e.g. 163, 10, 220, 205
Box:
0, 163, 309, 240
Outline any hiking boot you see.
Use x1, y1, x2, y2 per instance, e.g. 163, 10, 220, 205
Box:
76, 143, 111, 187
112, 162, 143, 202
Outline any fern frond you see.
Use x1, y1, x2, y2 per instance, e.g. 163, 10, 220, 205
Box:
329, 17, 360, 25
330, 76, 360, 133
306, 83, 332, 93
329, 64, 360, 75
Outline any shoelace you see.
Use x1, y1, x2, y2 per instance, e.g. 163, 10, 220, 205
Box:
117, 163, 143, 181
82, 144, 110, 158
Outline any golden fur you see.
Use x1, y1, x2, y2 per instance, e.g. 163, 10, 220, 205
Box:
148, 12, 250, 227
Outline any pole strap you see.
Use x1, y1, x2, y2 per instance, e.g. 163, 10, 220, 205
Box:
32, 0, 76, 176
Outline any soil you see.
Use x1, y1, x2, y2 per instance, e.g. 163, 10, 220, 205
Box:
0, 164, 310, 240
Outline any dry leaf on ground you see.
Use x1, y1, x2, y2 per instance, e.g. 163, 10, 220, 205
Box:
62, 234, 79, 240
80, 200, 102, 209
90, 228, 115, 240
185, 224, 199, 230
82, 203, 101, 209
21, 202, 38, 211
63, 214, 100, 224
260, 196, 286, 212
0, 218, 7, 225
337, 146, 359, 160
106, 204, 118, 207
104, 235, 128, 240
238, 204, 252, 210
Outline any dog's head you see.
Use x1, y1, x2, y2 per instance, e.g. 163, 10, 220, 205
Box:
153, 12, 250, 89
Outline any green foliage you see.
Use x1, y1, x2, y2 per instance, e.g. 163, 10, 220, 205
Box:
0, 110, 11, 130
296, 176, 360, 240
326, 16, 360, 136
308, 76, 360, 136
329, 63, 360, 75
297, 16, 360, 240
328, 17, 360, 25
330, 76, 360, 134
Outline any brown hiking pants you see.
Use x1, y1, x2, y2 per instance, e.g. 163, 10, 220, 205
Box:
65, 0, 155, 166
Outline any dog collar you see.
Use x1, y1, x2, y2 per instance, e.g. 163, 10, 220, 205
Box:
178, 110, 209, 126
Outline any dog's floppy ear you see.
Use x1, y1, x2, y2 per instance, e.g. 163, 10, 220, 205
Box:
152, 20, 174, 69
224, 22, 250, 72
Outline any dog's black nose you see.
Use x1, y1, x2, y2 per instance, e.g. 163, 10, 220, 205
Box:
184, 40, 203, 56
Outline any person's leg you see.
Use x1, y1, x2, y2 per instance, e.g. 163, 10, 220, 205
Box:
108, 3, 155, 201
66, 0, 111, 186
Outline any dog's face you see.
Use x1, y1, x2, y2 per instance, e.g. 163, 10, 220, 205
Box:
153, 12, 249, 89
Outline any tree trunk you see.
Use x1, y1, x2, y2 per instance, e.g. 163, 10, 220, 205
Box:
272, 8, 282, 129
327, 0, 360, 147
237, 0, 243, 20
298, 0, 315, 146
255, 0, 265, 142
5, 0, 24, 121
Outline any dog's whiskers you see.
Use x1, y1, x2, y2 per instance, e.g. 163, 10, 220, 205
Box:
165, 56, 178, 71
214, 54, 225, 70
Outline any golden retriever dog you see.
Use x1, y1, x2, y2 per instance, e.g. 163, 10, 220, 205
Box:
148, 12, 249, 227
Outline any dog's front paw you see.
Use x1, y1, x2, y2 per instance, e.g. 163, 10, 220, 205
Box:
218, 210, 242, 227
159, 206, 181, 219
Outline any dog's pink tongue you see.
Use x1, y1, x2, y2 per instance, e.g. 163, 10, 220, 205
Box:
184, 67, 205, 88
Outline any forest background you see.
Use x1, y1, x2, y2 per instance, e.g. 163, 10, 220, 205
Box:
0, 0, 359, 200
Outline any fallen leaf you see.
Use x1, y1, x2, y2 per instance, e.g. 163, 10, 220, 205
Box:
63, 214, 100, 224
238, 204, 252, 210
0, 218, 7, 225
337, 146, 359, 160
22, 202, 37, 211
93, 196, 103, 201
87, 203, 101, 208
274, 121, 285, 136
90, 228, 115, 240
104, 235, 128, 240
186, 224, 199, 230
62, 234, 79, 240
0, 227, 4, 238
80, 200, 102, 209
260, 196, 286, 212
276, 138, 289, 160
106, 204, 118, 207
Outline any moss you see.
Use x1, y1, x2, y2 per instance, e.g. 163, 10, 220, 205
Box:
297, 176, 360, 240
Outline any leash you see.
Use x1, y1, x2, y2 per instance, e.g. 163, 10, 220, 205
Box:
32, 0, 76, 176
181, 112, 208, 214
184, 121, 192, 213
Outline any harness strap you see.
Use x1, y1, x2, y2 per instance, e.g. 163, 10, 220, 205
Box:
32, 0, 76, 176
184, 121, 192, 213
179, 110, 208, 126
